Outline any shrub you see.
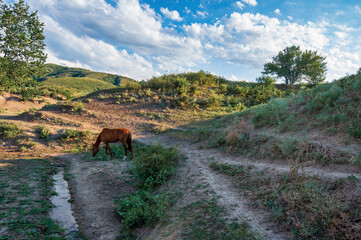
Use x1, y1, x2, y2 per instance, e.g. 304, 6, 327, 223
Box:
0, 121, 22, 139
35, 125, 52, 140
19, 87, 44, 101
131, 143, 179, 189
115, 191, 172, 229
61, 129, 90, 140
71, 101, 84, 114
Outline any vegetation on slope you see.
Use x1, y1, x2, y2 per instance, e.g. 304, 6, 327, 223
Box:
89, 70, 286, 114
171, 70, 361, 167
41, 77, 116, 95
210, 162, 361, 240
40, 63, 135, 86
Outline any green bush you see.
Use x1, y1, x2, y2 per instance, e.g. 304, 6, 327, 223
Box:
115, 191, 172, 229
71, 101, 84, 114
19, 87, 44, 101
35, 125, 52, 140
0, 121, 22, 139
61, 129, 90, 140
131, 143, 179, 189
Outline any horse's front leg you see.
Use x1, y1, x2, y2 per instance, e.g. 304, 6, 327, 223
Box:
105, 142, 114, 158
122, 141, 128, 160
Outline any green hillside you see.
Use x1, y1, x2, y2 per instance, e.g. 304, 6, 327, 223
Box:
41, 63, 135, 86
41, 77, 117, 95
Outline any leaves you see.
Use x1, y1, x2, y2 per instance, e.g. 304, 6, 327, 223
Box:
263, 45, 327, 87
0, 0, 46, 89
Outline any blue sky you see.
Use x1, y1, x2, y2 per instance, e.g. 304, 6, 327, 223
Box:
21, 0, 361, 81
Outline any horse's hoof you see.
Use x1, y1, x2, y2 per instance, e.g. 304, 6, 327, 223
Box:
123, 156, 127, 160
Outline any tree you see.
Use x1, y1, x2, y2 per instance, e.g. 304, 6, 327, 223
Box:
263, 46, 326, 87
0, 0, 46, 89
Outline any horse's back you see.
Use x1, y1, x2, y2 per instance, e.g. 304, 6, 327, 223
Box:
100, 128, 131, 142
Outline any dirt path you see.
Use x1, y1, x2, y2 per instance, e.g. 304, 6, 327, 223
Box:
61, 153, 135, 240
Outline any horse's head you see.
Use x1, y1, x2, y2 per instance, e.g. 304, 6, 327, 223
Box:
92, 143, 99, 157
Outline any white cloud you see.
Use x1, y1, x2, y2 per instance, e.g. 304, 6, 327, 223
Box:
241, 0, 258, 6
197, 10, 208, 18
26, 0, 361, 82
235, 1, 245, 9
185, 6, 191, 14
160, 7, 183, 21
186, 12, 329, 69
230, 75, 240, 81
274, 9, 281, 15
356, 6, 361, 13
43, 16, 157, 80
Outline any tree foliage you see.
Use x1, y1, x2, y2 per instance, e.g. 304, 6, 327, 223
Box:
263, 46, 326, 87
0, 0, 46, 89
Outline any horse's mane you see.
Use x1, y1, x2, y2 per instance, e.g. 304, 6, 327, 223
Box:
94, 133, 102, 146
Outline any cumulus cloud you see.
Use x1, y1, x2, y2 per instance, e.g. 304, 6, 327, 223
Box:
43, 16, 157, 80
25, 0, 361, 82
185, 12, 329, 69
160, 7, 183, 21
241, 0, 258, 6
274, 9, 281, 15
235, 1, 245, 9
197, 10, 208, 18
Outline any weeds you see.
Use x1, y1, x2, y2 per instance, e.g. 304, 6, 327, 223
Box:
210, 162, 361, 239
35, 125, 52, 140
130, 143, 179, 189
115, 190, 172, 229
181, 198, 260, 240
115, 143, 181, 237
0, 121, 22, 139
0, 159, 64, 239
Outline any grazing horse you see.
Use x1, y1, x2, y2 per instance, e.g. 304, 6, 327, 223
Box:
92, 128, 133, 159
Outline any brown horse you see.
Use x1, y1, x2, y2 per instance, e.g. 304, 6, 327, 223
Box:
92, 128, 133, 159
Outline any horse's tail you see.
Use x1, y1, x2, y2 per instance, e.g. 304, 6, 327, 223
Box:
127, 131, 133, 159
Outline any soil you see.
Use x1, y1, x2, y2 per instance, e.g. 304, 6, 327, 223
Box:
1, 94, 360, 239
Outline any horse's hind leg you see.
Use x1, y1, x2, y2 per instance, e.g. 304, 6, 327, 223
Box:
126, 134, 133, 160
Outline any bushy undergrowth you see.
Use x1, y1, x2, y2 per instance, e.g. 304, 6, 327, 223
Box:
61, 129, 91, 140
181, 198, 260, 240
248, 70, 361, 138
130, 143, 179, 189
13, 85, 72, 101
95, 70, 286, 113
116, 190, 172, 229
210, 162, 361, 239
0, 121, 22, 139
115, 143, 180, 233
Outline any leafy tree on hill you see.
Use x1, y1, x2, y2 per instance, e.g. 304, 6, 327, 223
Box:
0, 0, 46, 89
263, 46, 326, 87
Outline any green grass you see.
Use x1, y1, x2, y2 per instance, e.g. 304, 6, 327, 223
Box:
210, 162, 361, 239
115, 190, 172, 229
35, 125, 52, 140
181, 198, 260, 240
0, 121, 22, 139
0, 159, 64, 239
41, 77, 116, 96
130, 143, 180, 189
114, 143, 181, 237
248, 71, 361, 138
